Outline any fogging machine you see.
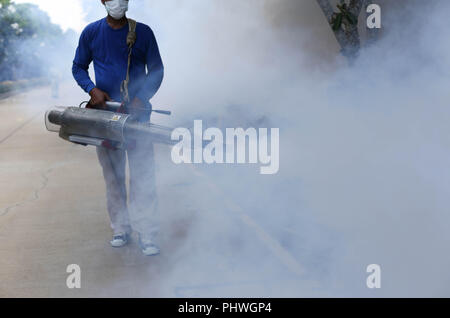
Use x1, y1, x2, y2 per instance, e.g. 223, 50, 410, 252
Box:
45, 101, 175, 150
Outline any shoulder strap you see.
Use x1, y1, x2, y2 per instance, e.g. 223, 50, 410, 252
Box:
121, 18, 137, 103
127, 18, 137, 48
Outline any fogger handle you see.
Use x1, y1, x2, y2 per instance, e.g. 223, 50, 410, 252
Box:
105, 101, 171, 116
105, 101, 122, 108
153, 109, 172, 116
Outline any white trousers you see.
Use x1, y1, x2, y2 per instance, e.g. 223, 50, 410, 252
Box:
96, 141, 159, 241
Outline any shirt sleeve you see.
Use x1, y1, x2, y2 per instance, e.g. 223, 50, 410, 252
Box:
72, 27, 96, 94
136, 27, 164, 105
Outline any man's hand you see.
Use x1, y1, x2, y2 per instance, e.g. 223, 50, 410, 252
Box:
88, 87, 110, 109
129, 97, 149, 119
129, 97, 145, 111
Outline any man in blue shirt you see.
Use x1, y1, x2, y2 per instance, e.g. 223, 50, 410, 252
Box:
72, 0, 164, 256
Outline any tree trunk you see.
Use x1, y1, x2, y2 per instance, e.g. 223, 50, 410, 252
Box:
316, 0, 366, 63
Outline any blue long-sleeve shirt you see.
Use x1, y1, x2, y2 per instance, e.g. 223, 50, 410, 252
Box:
72, 18, 164, 108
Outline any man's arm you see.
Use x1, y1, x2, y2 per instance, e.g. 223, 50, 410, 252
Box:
135, 27, 164, 106
72, 28, 96, 94
72, 28, 110, 108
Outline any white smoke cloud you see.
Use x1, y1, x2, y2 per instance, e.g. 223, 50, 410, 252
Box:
131, 0, 450, 297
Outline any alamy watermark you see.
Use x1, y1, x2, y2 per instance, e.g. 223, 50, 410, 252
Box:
171, 120, 279, 175
367, 4, 381, 29
366, 264, 381, 289
66, 264, 81, 289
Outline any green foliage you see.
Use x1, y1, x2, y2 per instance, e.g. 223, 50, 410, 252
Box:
331, 3, 358, 31
0, 1, 68, 81
0, 0, 12, 7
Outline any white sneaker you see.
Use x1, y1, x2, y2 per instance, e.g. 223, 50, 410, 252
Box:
110, 233, 129, 248
138, 236, 160, 256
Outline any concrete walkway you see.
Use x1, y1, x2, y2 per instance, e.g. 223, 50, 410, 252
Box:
0, 85, 198, 297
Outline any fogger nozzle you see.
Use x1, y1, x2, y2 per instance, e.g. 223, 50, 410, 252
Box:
47, 110, 63, 126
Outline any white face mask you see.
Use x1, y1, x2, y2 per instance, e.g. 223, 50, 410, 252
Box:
104, 0, 128, 20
